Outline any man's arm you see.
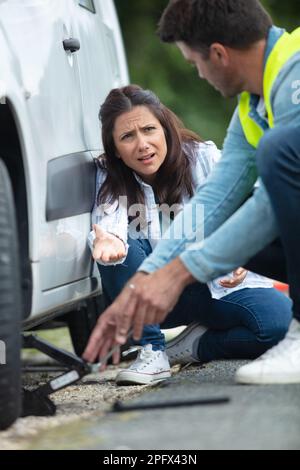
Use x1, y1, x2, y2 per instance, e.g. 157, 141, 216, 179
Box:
143, 57, 300, 283
180, 181, 278, 282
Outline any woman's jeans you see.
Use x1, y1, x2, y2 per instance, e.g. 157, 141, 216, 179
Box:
98, 237, 292, 361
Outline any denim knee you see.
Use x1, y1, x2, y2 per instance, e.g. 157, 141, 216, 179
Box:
257, 313, 291, 347
261, 323, 288, 347
256, 130, 281, 181
256, 127, 293, 186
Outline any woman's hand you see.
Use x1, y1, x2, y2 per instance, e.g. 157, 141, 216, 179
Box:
219, 268, 248, 288
92, 224, 126, 263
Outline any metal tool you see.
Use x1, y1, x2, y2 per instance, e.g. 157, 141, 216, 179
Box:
21, 332, 124, 417
112, 396, 230, 412
21, 329, 230, 417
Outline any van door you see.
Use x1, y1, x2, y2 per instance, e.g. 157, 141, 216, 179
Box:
74, 0, 129, 152
0, 0, 96, 294
33, 0, 96, 293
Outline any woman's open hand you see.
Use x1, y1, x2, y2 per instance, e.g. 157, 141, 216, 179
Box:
219, 268, 248, 288
92, 224, 126, 263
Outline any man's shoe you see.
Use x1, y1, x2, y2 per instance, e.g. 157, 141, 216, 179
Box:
235, 319, 300, 384
166, 322, 207, 366
116, 344, 171, 385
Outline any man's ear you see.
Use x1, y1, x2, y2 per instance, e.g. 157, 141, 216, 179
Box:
210, 43, 230, 66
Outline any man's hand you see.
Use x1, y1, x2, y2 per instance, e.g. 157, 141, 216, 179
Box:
92, 224, 126, 263
82, 258, 195, 367
82, 308, 122, 370
116, 258, 195, 344
219, 268, 248, 288
82, 271, 144, 367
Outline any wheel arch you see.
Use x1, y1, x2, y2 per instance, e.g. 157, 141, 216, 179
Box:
0, 99, 32, 318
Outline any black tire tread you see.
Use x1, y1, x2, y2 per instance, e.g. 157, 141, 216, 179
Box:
0, 159, 22, 430
66, 295, 106, 357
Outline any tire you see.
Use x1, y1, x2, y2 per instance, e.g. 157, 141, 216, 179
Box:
0, 159, 22, 430
65, 295, 106, 357
66, 293, 135, 361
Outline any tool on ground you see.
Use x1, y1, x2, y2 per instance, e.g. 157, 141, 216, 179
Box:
112, 396, 230, 412
22, 331, 127, 417
22, 329, 230, 417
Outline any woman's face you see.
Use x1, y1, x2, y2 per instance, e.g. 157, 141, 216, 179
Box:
112, 105, 168, 184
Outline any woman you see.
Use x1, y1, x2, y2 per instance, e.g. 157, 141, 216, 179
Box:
88, 85, 292, 385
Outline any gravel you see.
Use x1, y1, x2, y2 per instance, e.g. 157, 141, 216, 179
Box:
0, 362, 165, 450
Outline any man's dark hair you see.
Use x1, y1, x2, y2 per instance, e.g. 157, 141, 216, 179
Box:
158, 0, 273, 57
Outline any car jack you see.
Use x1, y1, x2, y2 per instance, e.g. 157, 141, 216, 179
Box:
21, 333, 110, 418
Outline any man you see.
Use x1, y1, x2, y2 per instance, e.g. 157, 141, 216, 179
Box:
83, 0, 300, 384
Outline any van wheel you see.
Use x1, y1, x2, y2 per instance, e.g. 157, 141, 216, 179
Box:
65, 295, 106, 357
0, 159, 22, 430
66, 294, 134, 361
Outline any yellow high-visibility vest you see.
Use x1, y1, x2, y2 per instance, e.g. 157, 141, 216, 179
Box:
238, 28, 300, 148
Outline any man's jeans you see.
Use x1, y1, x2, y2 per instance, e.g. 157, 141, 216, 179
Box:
98, 237, 292, 360
255, 126, 300, 321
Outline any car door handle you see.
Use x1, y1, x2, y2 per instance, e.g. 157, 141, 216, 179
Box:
63, 38, 80, 53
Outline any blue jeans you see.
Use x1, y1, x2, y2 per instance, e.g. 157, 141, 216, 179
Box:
162, 284, 292, 362
256, 126, 300, 321
98, 237, 292, 360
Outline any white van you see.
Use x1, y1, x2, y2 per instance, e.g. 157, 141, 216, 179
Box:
0, 0, 128, 429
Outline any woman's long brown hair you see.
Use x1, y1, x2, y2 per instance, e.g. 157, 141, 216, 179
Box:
98, 84, 202, 208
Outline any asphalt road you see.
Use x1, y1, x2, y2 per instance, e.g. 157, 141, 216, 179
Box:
28, 360, 300, 450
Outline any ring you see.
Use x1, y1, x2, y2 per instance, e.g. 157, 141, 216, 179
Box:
128, 283, 136, 290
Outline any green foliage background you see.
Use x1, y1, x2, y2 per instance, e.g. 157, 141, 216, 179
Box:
115, 0, 299, 147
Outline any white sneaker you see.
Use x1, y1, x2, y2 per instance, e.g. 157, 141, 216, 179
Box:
115, 344, 171, 385
166, 322, 207, 366
236, 319, 300, 384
